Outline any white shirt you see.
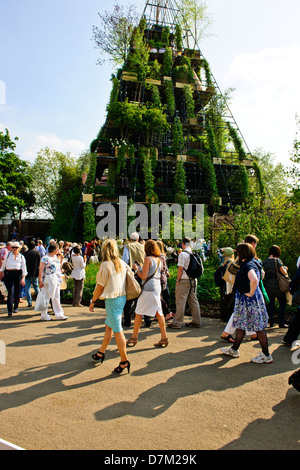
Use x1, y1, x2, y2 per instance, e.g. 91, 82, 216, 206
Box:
96, 260, 126, 299
178, 246, 192, 280
1, 251, 27, 276
71, 255, 86, 280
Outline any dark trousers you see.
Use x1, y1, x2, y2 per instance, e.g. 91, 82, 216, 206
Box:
266, 294, 287, 326
162, 286, 170, 308
283, 307, 300, 345
4, 270, 22, 314
123, 299, 135, 326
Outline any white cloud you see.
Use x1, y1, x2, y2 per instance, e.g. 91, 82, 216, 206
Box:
23, 133, 87, 161
223, 45, 300, 164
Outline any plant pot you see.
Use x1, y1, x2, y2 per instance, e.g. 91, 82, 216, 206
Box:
145, 78, 161, 85
188, 117, 198, 126
82, 194, 93, 203
176, 155, 187, 162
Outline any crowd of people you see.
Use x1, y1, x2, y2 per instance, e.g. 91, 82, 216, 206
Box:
0, 231, 299, 387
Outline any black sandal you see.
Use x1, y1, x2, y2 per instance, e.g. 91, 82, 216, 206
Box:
92, 351, 105, 363
220, 334, 235, 343
114, 361, 131, 374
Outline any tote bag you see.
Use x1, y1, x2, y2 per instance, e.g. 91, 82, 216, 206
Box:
125, 266, 142, 301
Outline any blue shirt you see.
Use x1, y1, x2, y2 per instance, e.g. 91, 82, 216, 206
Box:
37, 244, 46, 257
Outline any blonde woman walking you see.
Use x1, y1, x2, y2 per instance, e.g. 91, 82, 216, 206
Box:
89, 239, 130, 374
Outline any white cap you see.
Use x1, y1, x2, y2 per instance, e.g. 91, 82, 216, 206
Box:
129, 232, 139, 241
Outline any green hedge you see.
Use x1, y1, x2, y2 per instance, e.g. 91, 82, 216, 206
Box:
61, 259, 297, 320
61, 260, 221, 308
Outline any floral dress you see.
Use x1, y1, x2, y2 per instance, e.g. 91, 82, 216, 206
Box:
41, 255, 62, 284
232, 259, 268, 332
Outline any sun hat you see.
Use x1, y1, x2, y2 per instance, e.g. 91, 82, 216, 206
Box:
223, 247, 234, 257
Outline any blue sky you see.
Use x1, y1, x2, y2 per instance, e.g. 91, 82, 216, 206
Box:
1, 0, 300, 166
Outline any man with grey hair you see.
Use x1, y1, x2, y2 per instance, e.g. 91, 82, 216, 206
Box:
168, 237, 201, 329
122, 232, 145, 327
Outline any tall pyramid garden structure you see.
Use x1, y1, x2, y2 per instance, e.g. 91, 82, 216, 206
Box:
86, 0, 262, 218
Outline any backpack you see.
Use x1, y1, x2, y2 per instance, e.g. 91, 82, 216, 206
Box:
184, 250, 204, 279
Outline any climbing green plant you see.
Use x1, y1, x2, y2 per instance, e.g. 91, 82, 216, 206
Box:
252, 160, 266, 200
143, 153, 157, 203
175, 24, 183, 51
227, 122, 247, 162
162, 47, 173, 76
172, 117, 184, 157
184, 84, 195, 119
239, 165, 250, 203
115, 142, 135, 175
174, 161, 188, 204
128, 23, 150, 82
165, 80, 175, 117
150, 84, 162, 108
161, 26, 170, 47
83, 202, 96, 241
202, 59, 213, 87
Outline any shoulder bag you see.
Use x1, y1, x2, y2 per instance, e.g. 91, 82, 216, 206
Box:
222, 261, 239, 285
275, 258, 291, 293
125, 265, 142, 301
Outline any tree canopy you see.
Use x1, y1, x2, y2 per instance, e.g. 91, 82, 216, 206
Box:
29, 147, 86, 218
0, 128, 35, 218
92, 4, 140, 67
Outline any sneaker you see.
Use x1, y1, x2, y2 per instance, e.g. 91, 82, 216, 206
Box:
41, 314, 52, 321
221, 346, 240, 358
251, 352, 273, 364
12, 309, 18, 313
290, 341, 300, 352
55, 314, 68, 321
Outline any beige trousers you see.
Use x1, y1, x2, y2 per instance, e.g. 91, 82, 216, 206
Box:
173, 279, 201, 327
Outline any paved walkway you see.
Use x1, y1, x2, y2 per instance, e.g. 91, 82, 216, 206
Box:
0, 302, 299, 450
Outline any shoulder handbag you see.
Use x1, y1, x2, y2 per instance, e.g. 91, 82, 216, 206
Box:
125, 265, 142, 301
227, 261, 240, 276
222, 261, 239, 285
275, 259, 291, 293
